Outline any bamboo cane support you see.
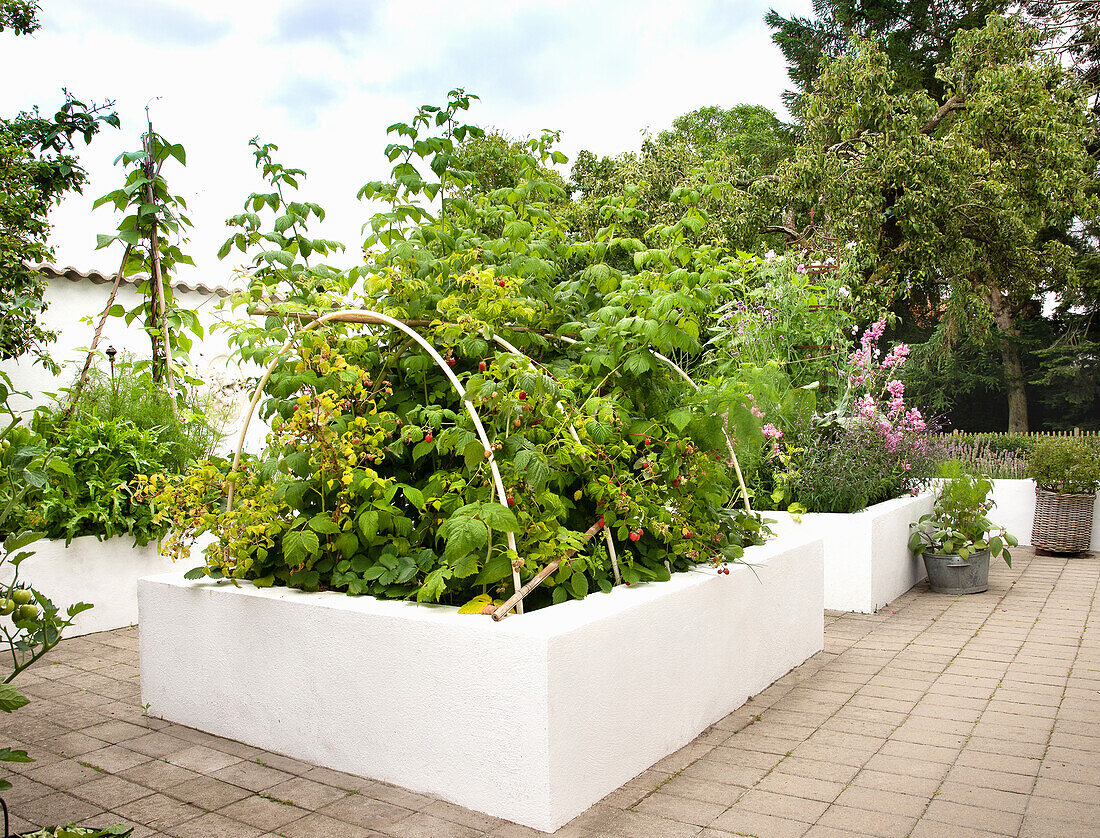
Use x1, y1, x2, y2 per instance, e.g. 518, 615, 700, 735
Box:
492, 518, 605, 621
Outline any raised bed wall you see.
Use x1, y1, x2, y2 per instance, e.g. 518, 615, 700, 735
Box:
137, 531, 824, 832
767, 493, 934, 613
1, 535, 173, 636
988, 479, 1100, 552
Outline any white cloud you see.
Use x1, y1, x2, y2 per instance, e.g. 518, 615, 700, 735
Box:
2, 0, 813, 284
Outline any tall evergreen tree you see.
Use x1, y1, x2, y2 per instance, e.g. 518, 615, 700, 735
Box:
766, 0, 1010, 116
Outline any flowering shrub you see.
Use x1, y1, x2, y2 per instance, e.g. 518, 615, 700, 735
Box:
756, 319, 937, 513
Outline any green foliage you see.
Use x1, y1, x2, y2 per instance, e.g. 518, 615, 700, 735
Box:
766, 0, 1010, 117
93, 130, 198, 384
0, 94, 119, 366
705, 254, 859, 397
768, 15, 1100, 431
219, 138, 347, 311
53, 360, 222, 473
451, 130, 569, 197
17, 416, 177, 545
567, 127, 782, 254
153, 92, 788, 611
0, 0, 38, 35
0, 363, 220, 545
660, 105, 796, 176
1027, 436, 1100, 493
909, 461, 1018, 563
933, 432, 1034, 478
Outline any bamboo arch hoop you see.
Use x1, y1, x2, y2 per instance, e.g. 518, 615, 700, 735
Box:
227, 309, 526, 612
232, 308, 754, 619
555, 336, 752, 515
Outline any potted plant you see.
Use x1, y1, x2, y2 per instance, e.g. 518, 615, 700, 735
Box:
1028, 436, 1100, 554
908, 463, 1017, 594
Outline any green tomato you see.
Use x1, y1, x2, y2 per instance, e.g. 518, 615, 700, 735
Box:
0, 599, 13, 616
15, 604, 38, 621
11, 588, 33, 606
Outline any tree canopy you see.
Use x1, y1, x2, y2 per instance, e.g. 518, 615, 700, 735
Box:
766, 0, 1011, 116
763, 15, 1098, 430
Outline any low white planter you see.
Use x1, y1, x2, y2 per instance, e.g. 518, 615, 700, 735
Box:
138, 531, 824, 833
2, 535, 173, 636
988, 478, 1100, 551
767, 493, 934, 613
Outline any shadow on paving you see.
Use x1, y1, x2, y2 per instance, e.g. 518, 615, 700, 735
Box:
2, 547, 1098, 837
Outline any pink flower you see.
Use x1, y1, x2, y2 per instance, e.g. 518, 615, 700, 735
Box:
861, 319, 886, 349
882, 343, 910, 369
857, 394, 876, 419
762, 424, 783, 441
904, 408, 926, 433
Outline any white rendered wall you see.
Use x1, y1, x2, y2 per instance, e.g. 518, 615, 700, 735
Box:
0, 275, 268, 455
989, 479, 1100, 551
1, 535, 174, 636
138, 532, 824, 833
768, 493, 933, 613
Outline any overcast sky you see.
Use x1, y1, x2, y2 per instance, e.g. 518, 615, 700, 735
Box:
2, 0, 812, 284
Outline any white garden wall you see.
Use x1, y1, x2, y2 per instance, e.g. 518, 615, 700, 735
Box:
1, 535, 174, 636
138, 531, 824, 833
768, 493, 933, 613
988, 479, 1100, 552
0, 267, 267, 455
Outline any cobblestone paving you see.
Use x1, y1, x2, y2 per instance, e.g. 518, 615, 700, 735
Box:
2, 547, 1097, 837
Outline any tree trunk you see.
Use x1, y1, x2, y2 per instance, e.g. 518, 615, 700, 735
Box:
988, 287, 1029, 432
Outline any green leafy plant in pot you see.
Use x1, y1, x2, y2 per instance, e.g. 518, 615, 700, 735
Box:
908, 462, 1017, 595
1027, 437, 1099, 555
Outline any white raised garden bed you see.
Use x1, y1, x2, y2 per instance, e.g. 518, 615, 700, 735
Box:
767, 492, 933, 613
1, 535, 173, 636
988, 479, 1100, 551
138, 530, 824, 833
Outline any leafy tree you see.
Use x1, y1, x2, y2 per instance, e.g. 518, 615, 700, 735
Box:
1029, 0, 1100, 113
0, 4, 118, 367
0, 0, 38, 34
766, 0, 1010, 115
659, 105, 796, 178
450, 130, 568, 197
765, 15, 1099, 431
1, 99, 119, 368
567, 105, 793, 253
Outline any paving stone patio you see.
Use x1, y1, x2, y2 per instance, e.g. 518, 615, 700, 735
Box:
2, 546, 1097, 837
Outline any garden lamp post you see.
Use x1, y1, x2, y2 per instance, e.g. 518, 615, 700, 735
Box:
106, 345, 117, 381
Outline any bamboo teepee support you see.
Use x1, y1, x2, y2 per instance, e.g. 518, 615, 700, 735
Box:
228, 308, 525, 612
492, 518, 605, 621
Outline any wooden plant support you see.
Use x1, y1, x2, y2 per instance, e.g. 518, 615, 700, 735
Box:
492, 518, 605, 621
488, 333, 623, 586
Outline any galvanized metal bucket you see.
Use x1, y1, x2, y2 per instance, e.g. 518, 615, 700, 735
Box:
922, 549, 990, 595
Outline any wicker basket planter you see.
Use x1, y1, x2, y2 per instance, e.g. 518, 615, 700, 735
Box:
1031, 488, 1096, 554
